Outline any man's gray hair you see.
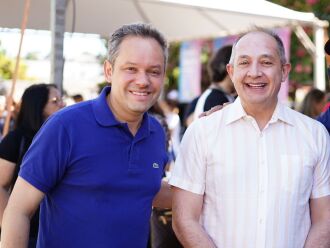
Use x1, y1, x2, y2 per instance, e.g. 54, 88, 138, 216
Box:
229, 27, 287, 65
107, 23, 168, 69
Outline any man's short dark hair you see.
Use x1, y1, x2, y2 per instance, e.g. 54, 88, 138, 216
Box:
107, 23, 168, 69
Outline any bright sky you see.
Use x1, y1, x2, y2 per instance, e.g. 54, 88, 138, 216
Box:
0, 28, 107, 59
0, 28, 107, 100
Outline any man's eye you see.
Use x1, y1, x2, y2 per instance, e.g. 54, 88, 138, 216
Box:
262, 61, 273, 66
150, 70, 161, 76
126, 67, 137, 72
238, 61, 248, 65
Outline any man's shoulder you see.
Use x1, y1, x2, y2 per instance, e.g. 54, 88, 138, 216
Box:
282, 105, 327, 132
148, 114, 166, 133
53, 100, 93, 122
283, 105, 316, 122
193, 105, 227, 129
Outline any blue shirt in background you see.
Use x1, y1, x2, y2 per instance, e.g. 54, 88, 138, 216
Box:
318, 108, 330, 134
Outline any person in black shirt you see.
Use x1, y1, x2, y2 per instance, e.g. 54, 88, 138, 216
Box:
0, 83, 64, 247
193, 45, 236, 119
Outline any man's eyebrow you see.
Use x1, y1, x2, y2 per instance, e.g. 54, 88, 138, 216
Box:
236, 54, 276, 60
149, 65, 162, 69
237, 55, 249, 59
123, 62, 137, 66
260, 54, 276, 59
123, 62, 162, 68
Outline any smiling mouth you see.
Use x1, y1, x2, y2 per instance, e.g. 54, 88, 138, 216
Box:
246, 83, 267, 89
131, 91, 150, 96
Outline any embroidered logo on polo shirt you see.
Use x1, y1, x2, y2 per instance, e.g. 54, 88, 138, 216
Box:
153, 163, 159, 169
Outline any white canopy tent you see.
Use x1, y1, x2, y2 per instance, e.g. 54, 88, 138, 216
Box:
0, 0, 328, 90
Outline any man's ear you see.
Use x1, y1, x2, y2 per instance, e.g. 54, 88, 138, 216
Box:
281, 63, 291, 82
226, 64, 234, 80
104, 60, 113, 83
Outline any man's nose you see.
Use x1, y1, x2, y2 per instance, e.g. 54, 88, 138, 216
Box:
136, 72, 150, 86
247, 63, 262, 77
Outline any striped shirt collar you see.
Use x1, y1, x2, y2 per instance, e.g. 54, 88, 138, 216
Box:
225, 97, 294, 126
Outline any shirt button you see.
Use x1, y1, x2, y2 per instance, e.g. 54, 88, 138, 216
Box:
259, 219, 263, 224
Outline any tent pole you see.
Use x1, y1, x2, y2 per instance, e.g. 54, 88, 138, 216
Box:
50, 0, 67, 94
313, 25, 326, 91
2, 0, 31, 136
294, 24, 327, 90
293, 25, 315, 57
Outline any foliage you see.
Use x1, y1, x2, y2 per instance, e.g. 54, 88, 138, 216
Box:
269, 0, 330, 90
0, 49, 13, 80
165, 42, 180, 91
25, 52, 39, 60
0, 41, 28, 80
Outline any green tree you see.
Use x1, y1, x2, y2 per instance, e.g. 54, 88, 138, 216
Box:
0, 40, 28, 80
269, 0, 330, 89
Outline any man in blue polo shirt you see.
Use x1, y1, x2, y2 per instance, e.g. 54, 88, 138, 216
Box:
1, 23, 171, 248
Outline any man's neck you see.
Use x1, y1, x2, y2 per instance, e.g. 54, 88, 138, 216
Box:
242, 101, 277, 131
107, 95, 143, 136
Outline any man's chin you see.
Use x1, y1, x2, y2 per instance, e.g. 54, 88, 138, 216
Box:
129, 105, 150, 115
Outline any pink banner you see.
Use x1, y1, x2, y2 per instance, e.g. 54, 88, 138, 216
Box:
178, 40, 202, 103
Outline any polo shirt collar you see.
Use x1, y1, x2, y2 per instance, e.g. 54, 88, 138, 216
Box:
93, 86, 119, 127
225, 97, 294, 126
92, 86, 156, 132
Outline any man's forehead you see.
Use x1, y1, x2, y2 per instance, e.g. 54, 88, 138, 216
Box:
119, 35, 151, 47
113, 37, 165, 68
237, 32, 276, 47
234, 32, 279, 57
118, 36, 163, 56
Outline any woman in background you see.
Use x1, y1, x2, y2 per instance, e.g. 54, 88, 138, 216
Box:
0, 83, 64, 247
300, 88, 327, 119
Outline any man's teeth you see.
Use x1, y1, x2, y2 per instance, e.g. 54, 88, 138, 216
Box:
247, 83, 266, 88
132, 91, 148, 96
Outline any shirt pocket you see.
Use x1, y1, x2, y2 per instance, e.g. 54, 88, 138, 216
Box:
280, 155, 313, 195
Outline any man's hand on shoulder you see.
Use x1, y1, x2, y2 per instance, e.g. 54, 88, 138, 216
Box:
198, 102, 231, 118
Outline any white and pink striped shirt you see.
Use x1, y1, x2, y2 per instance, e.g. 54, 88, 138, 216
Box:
169, 98, 330, 248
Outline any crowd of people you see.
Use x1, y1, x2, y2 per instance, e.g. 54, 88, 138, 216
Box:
0, 23, 329, 248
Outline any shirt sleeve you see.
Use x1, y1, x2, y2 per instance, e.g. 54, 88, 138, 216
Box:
19, 115, 71, 194
169, 119, 207, 195
311, 124, 330, 199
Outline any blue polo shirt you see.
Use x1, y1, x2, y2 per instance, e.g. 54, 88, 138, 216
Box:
19, 87, 167, 248
318, 107, 330, 134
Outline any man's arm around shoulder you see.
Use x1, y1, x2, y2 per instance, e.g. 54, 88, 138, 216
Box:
304, 196, 330, 248
1, 177, 44, 248
172, 187, 216, 248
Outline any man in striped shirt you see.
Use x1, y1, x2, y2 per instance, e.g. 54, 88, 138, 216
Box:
169, 29, 330, 248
